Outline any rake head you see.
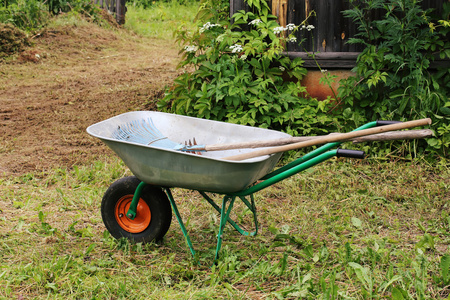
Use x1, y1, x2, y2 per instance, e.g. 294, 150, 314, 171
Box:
184, 138, 202, 155
112, 118, 182, 150
111, 118, 203, 154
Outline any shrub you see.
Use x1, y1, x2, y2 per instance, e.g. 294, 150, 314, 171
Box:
158, 0, 336, 136
0, 0, 50, 31
0, 0, 102, 32
159, 0, 449, 157
337, 0, 450, 155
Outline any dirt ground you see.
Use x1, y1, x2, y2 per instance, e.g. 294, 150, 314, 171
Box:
0, 20, 181, 177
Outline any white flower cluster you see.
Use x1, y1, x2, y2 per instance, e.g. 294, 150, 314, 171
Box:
184, 45, 198, 53
286, 23, 296, 30
229, 44, 243, 53
199, 22, 221, 33
300, 24, 315, 31
288, 36, 297, 43
273, 23, 297, 34
321, 69, 328, 73
273, 26, 287, 34
248, 19, 262, 26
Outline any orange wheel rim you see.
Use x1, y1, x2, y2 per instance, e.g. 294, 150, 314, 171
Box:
114, 195, 151, 233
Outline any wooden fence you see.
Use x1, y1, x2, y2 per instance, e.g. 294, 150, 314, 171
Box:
93, 0, 126, 24
230, 0, 447, 68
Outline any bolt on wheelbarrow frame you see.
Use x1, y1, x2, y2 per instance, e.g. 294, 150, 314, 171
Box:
125, 120, 387, 262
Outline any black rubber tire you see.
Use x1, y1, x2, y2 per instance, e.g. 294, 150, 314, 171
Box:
101, 176, 172, 243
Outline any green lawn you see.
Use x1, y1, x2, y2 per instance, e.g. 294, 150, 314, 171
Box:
1, 1, 449, 299
1, 156, 449, 299
124, 1, 200, 40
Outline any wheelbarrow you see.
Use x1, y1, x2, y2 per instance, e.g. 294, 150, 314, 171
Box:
87, 111, 430, 261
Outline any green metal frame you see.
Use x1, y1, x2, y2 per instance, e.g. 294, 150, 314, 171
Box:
125, 121, 379, 261
126, 181, 147, 220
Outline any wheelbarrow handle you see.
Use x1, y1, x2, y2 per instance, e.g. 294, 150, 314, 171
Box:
376, 120, 402, 126
192, 121, 429, 152
222, 118, 432, 161
336, 149, 366, 159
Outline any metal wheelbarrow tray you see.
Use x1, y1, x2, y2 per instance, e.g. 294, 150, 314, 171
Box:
86, 111, 398, 261
87, 111, 290, 193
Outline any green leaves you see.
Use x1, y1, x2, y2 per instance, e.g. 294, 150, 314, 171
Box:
351, 217, 362, 228
440, 254, 450, 285
415, 233, 435, 252
349, 262, 373, 294
0, 0, 101, 31
366, 70, 388, 88
338, 0, 450, 155
159, 0, 335, 136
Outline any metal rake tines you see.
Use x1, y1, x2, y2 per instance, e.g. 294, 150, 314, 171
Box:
112, 118, 167, 144
111, 117, 204, 152
184, 138, 202, 155
112, 118, 183, 151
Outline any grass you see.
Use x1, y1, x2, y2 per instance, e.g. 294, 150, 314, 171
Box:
124, 0, 200, 40
0, 156, 449, 299
1, 2, 450, 299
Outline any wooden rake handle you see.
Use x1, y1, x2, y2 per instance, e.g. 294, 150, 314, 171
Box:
222, 118, 432, 161
204, 129, 432, 151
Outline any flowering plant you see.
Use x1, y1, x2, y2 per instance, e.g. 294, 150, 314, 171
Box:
158, 0, 335, 136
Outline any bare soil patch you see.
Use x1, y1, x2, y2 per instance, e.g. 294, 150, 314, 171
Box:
0, 21, 180, 177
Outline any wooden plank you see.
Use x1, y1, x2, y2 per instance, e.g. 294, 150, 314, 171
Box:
285, 51, 450, 69
297, 59, 357, 69
288, 52, 361, 60
116, 0, 126, 24
262, 0, 448, 66
94, 0, 127, 24
285, 0, 360, 53
286, 0, 305, 52
230, 0, 248, 18
285, 51, 359, 68
272, 0, 288, 27
421, 0, 445, 16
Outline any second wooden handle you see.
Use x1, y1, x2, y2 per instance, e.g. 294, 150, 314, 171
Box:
222, 118, 432, 161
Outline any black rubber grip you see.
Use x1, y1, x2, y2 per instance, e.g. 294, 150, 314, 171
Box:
376, 120, 402, 126
336, 149, 366, 159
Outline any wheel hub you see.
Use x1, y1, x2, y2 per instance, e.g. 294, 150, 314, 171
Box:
115, 195, 151, 233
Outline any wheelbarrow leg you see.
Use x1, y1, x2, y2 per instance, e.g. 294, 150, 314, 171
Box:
215, 195, 236, 261
163, 188, 197, 259
200, 192, 259, 237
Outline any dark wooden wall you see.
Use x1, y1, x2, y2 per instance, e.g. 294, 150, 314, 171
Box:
285, 0, 361, 53
284, 0, 446, 53
229, 0, 448, 68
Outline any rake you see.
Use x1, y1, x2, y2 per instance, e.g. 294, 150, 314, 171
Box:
112, 118, 183, 150
111, 117, 432, 158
